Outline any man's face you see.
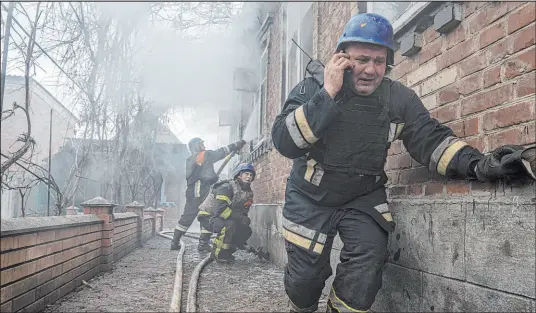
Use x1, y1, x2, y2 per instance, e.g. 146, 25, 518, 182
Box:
199, 141, 205, 151
345, 42, 388, 96
238, 171, 254, 184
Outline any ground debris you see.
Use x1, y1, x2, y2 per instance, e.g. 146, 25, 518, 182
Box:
42, 235, 292, 313
195, 238, 289, 312
43, 237, 177, 313
81, 280, 93, 289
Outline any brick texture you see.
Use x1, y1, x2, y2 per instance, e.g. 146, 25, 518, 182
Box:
1, 205, 159, 312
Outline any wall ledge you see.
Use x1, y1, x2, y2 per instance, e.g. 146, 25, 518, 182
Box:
389, 196, 535, 206
0, 215, 103, 236
113, 212, 138, 220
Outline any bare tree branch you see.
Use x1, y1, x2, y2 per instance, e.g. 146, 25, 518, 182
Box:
1, 2, 15, 111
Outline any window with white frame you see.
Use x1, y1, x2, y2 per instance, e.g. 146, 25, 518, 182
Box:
280, 5, 287, 106
256, 46, 268, 139
285, 2, 314, 96
366, 2, 430, 33
243, 43, 268, 145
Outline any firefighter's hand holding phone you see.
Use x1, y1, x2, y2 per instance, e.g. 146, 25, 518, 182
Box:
324, 50, 353, 99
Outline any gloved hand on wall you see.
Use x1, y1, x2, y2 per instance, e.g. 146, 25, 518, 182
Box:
475, 145, 536, 182
230, 140, 247, 152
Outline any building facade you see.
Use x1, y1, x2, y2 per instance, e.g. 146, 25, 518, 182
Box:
1, 75, 79, 218
227, 2, 535, 311
47, 125, 189, 216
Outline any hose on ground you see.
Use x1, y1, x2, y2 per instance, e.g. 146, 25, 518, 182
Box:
186, 255, 213, 312
159, 229, 214, 312
157, 231, 185, 312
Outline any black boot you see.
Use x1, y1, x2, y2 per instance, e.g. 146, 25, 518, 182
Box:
216, 254, 235, 264
197, 233, 212, 252
170, 229, 184, 250
215, 248, 235, 264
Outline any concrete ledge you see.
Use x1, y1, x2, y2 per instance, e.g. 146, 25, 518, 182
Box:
389, 196, 535, 205
372, 263, 534, 312
113, 212, 138, 220
389, 198, 535, 298
422, 271, 534, 312
0, 215, 103, 236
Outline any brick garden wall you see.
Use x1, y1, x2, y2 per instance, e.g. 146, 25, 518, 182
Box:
112, 213, 139, 262
142, 217, 155, 243
0, 199, 163, 313
0, 216, 102, 313
246, 1, 536, 311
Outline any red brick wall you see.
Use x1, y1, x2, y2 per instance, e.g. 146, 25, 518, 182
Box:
1, 208, 161, 312
386, 2, 535, 198
0, 218, 103, 313
251, 3, 293, 204
142, 217, 155, 243
112, 214, 138, 262
251, 1, 535, 204
315, 2, 358, 62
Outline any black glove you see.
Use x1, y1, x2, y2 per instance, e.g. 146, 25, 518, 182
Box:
197, 215, 210, 225
475, 145, 536, 182
521, 146, 536, 181
236, 140, 246, 150
209, 217, 226, 233
229, 140, 246, 152
240, 215, 251, 226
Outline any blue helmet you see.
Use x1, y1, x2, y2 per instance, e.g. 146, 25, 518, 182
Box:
336, 13, 395, 65
188, 137, 204, 154
233, 163, 256, 181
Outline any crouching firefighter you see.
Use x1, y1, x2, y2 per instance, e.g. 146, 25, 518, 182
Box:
272, 12, 536, 313
171, 137, 247, 252
197, 163, 255, 263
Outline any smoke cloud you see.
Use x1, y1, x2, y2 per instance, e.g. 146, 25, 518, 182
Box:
133, 2, 266, 147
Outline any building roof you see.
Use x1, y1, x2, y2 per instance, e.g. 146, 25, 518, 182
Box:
5, 75, 80, 123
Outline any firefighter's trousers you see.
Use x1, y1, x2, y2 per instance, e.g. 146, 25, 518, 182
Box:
284, 203, 388, 312
175, 197, 211, 242
201, 218, 252, 259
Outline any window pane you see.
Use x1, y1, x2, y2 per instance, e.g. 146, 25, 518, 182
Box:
260, 49, 268, 80
281, 7, 287, 106
371, 2, 416, 23
300, 6, 314, 79
259, 81, 267, 136
288, 33, 298, 91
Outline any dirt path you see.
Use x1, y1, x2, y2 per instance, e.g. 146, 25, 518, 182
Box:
196, 241, 289, 312
42, 233, 310, 313
43, 236, 178, 313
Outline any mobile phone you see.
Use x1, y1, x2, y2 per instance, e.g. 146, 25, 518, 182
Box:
339, 51, 353, 94
340, 49, 353, 84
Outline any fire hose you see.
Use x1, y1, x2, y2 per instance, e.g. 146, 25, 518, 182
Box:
157, 144, 266, 311
159, 230, 210, 312
159, 229, 269, 312
156, 231, 185, 312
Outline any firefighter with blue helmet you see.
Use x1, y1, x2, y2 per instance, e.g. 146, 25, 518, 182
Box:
171, 137, 246, 252
272, 12, 535, 312
196, 162, 256, 263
